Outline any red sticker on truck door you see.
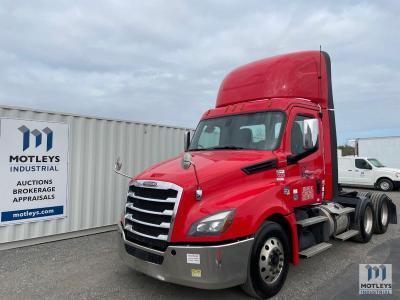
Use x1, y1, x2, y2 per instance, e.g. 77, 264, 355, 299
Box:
276, 169, 285, 181
293, 189, 299, 201
302, 186, 314, 201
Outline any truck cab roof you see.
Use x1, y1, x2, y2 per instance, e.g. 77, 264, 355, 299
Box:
202, 97, 319, 120
215, 51, 332, 110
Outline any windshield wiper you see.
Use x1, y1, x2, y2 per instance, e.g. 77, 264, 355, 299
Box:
189, 146, 247, 151
203, 146, 246, 150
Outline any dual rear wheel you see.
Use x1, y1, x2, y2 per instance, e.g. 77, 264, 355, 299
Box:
370, 193, 390, 234
357, 192, 390, 235
352, 200, 374, 242
352, 192, 390, 242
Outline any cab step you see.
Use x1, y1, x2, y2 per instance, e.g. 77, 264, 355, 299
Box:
335, 229, 359, 241
296, 215, 328, 227
299, 242, 332, 258
332, 206, 355, 216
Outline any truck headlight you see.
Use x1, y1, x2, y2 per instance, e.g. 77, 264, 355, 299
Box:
188, 209, 235, 236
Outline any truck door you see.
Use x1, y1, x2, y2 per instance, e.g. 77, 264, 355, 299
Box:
285, 107, 324, 206
354, 158, 374, 186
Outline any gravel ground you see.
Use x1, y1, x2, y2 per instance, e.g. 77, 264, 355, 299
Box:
0, 188, 398, 300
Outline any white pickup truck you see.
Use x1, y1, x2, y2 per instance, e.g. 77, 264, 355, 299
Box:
339, 156, 400, 191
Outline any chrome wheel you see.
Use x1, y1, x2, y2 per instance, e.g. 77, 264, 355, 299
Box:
380, 181, 390, 191
381, 200, 389, 226
364, 206, 373, 235
259, 237, 284, 284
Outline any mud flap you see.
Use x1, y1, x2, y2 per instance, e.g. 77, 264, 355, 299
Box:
388, 199, 397, 224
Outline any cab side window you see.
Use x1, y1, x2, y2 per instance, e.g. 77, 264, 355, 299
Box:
355, 159, 372, 170
291, 116, 319, 155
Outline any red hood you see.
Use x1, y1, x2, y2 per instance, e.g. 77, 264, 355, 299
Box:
134, 150, 284, 243
136, 150, 277, 187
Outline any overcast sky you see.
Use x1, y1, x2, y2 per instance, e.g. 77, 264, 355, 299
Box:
0, 0, 399, 144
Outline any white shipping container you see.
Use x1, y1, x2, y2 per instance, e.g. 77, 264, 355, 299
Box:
357, 136, 400, 169
0, 105, 193, 250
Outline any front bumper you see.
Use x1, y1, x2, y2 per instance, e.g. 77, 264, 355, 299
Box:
118, 224, 254, 289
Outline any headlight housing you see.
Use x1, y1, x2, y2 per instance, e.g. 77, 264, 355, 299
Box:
188, 209, 235, 236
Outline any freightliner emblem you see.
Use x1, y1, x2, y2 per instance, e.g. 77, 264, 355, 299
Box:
142, 181, 158, 187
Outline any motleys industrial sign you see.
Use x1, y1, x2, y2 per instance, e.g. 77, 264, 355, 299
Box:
0, 118, 69, 225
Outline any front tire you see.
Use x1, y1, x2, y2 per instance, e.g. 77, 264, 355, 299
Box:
241, 221, 290, 299
377, 178, 394, 191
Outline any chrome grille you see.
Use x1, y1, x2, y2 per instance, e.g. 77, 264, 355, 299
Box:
124, 180, 182, 245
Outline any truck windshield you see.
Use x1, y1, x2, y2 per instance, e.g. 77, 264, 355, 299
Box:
367, 158, 385, 168
189, 111, 285, 151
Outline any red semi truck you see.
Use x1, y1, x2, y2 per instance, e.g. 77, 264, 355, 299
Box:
115, 51, 397, 298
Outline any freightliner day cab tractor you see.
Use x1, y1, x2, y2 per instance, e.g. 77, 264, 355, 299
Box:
114, 51, 397, 299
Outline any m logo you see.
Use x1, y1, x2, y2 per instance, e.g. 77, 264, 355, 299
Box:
359, 264, 392, 295
365, 264, 386, 281
18, 125, 53, 151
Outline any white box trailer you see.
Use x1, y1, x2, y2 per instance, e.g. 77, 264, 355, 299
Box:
356, 136, 400, 169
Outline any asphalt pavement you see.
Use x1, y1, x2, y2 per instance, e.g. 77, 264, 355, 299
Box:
0, 188, 398, 300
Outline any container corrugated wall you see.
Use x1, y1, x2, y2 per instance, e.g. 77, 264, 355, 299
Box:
0, 105, 192, 248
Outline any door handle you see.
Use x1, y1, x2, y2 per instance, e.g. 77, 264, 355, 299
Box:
347, 170, 352, 172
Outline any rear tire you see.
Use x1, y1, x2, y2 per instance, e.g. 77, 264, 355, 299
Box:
357, 191, 372, 198
377, 178, 394, 191
352, 201, 374, 243
370, 193, 389, 234
241, 221, 290, 299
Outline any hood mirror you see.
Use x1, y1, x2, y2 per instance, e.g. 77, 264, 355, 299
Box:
180, 152, 203, 201
181, 152, 192, 170
115, 157, 122, 171
113, 156, 132, 178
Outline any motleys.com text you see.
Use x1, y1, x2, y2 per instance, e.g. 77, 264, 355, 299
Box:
13, 208, 56, 219
1, 205, 64, 222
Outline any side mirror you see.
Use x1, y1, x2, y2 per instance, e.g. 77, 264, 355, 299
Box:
113, 156, 131, 178
181, 152, 192, 170
303, 119, 318, 150
115, 157, 122, 171
184, 131, 191, 152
